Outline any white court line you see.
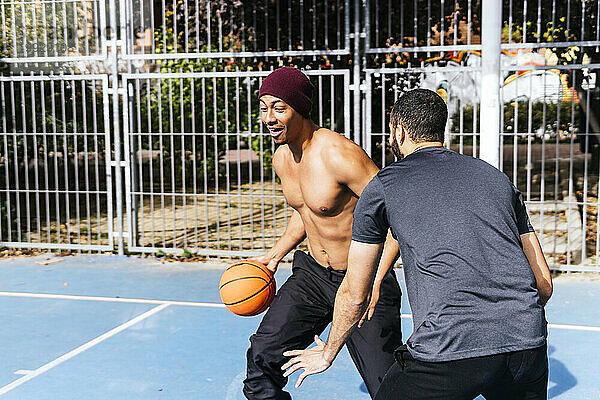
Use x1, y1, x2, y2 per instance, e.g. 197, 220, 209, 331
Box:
400, 314, 600, 332
0, 303, 169, 395
0, 290, 226, 308
546, 323, 600, 332
1, 291, 599, 332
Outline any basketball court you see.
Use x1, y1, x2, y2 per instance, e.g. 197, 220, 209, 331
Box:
0, 254, 598, 399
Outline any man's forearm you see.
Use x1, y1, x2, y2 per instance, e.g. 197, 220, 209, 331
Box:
322, 241, 384, 362
521, 232, 553, 305
372, 231, 399, 286
279, 243, 385, 387
322, 280, 369, 363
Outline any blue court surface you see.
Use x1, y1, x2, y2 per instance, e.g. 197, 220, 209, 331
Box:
0, 255, 598, 400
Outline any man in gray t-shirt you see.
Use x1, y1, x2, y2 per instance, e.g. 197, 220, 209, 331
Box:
281, 89, 553, 400
353, 145, 547, 363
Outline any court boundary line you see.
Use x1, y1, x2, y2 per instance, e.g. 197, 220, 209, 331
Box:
1, 291, 599, 332
0, 303, 169, 395
0, 290, 226, 308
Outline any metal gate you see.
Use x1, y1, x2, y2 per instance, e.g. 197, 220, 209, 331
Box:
0, 0, 114, 252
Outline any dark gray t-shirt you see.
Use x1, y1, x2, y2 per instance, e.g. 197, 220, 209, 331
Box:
352, 147, 547, 362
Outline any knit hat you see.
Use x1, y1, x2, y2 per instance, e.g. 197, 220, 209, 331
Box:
259, 67, 314, 119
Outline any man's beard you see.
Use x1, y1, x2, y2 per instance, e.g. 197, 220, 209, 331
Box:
390, 135, 403, 159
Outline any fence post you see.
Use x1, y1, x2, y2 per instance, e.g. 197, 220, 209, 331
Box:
479, 0, 502, 169
108, 0, 124, 255
353, 0, 362, 146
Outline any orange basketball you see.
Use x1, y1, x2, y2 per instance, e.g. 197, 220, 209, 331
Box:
219, 260, 276, 316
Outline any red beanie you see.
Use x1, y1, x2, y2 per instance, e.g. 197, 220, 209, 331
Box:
259, 67, 314, 119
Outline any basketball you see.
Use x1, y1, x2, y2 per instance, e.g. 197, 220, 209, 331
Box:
219, 260, 276, 316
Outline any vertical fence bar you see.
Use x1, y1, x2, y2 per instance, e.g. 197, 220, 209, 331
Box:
364, 72, 372, 156
201, 74, 208, 249
158, 79, 166, 247
51, 78, 60, 245
191, 76, 198, 251
135, 79, 143, 249
147, 79, 155, 247
224, 76, 231, 252
39, 82, 52, 243
92, 79, 101, 246
108, 0, 123, 253
0, 81, 9, 242
102, 76, 114, 249
19, 78, 31, 242
82, 80, 91, 248
353, 0, 361, 146
168, 78, 175, 247
72, 78, 82, 247
235, 75, 242, 250
60, 78, 71, 245
480, 0, 501, 168
10, 79, 21, 242
212, 72, 220, 252
123, 78, 133, 251
32, 79, 41, 245
288, 0, 293, 51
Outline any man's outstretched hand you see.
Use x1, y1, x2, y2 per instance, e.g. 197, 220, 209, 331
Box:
281, 336, 333, 388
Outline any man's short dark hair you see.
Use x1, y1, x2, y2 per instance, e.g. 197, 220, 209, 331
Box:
390, 89, 448, 143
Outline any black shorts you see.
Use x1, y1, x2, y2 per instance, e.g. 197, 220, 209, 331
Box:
375, 344, 549, 400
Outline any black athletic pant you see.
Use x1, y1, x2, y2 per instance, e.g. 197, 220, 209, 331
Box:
243, 251, 403, 399
374, 344, 548, 400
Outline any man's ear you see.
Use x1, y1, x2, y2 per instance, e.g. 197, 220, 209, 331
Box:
398, 125, 406, 146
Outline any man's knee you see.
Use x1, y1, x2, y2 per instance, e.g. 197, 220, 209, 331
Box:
244, 341, 290, 400
247, 334, 287, 380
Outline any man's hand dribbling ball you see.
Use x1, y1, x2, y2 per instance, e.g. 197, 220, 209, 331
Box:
248, 253, 280, 273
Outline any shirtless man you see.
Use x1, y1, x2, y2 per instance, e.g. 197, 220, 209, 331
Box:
242, 67, 403, 400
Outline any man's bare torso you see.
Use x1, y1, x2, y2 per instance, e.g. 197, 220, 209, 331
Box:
274, 129, 375, 270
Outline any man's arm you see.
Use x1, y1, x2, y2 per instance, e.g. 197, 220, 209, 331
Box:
358, 231, 399, 327
281, 240, 384, 387
323, 138, 399, 327
251, 147, 306, 272
521, 231, 553, 306
251, 210, 306, 272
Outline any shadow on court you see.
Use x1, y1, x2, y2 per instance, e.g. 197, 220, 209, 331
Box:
0, 255, 597, 399
548, 346, 577, 399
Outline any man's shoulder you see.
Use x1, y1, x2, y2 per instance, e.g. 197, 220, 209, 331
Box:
452, 151, 512, 183
313, 128, 369, 161
272, 145, 290, 172
309, 128, 378, 187
314, 127, 357, 148
376, 161, 406, 180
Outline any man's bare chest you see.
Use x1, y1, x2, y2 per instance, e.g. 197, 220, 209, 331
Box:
280, 167, 350, 217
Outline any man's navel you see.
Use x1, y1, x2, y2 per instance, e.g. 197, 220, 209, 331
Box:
320, 248, 332, 267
